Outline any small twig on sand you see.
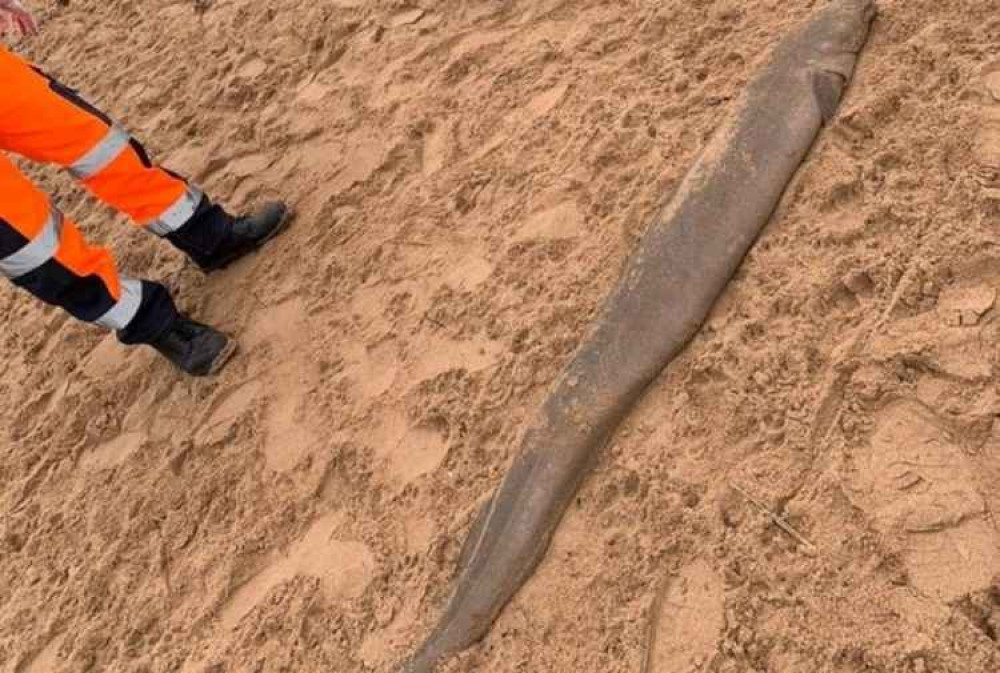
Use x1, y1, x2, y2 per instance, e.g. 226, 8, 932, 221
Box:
731, 484, 818, 555
640, 573, 672, 673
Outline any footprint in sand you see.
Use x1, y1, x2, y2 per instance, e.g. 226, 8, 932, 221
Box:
262, 390, 318, 473
369, 409, 449, 486
646, 560, 726, 672
361, 336, 500, 485
295, 77, 334, 106
344, 330, 498, 398
514, 199, 585, 243
332, 130, 391, 192
81, 432, 146, 471
195, 380, 264, 447
441, 252, 493, 291
235, 57, 268, 80
851, 401, 1000, 602
20, 636, 62, 673
340, 280, 501, 483
121, 381, 198, 445
422, 122, 452, 177
344, 340, 401, 399
226, 152, 272, 180
409, 335, 501, 383
243, 299, 321, 473
219, 513, 375, 630
472, 83, 570, 161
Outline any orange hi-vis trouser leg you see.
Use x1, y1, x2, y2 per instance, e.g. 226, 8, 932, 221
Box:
0, 46, 205, 340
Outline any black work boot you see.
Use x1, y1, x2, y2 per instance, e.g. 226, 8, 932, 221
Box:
198, 201, 290, 273
150, 316, 237, 376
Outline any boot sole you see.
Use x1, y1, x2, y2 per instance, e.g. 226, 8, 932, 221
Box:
208, 339, 239, 376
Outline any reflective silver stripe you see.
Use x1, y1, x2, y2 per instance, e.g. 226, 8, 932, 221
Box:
69, 125, 130, 180
96, 278, 142, 330
0, 209, 63, 279
148, 186, 203, 236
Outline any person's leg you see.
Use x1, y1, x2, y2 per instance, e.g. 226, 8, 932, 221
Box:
0, 45, 286, 270
0, 151, 177, 342
0, 152, 234, 375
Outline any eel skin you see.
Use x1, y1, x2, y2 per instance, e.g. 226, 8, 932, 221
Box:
404, 2, 876, 670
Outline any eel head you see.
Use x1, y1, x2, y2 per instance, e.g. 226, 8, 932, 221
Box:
807, 0, 878, 121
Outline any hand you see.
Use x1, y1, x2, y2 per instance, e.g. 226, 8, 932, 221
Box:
0, 0, 37, 37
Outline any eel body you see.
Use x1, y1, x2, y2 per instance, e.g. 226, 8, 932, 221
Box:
405, 2, 876, 670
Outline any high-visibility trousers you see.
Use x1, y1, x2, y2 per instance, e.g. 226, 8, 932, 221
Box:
0, 46, 229, 344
